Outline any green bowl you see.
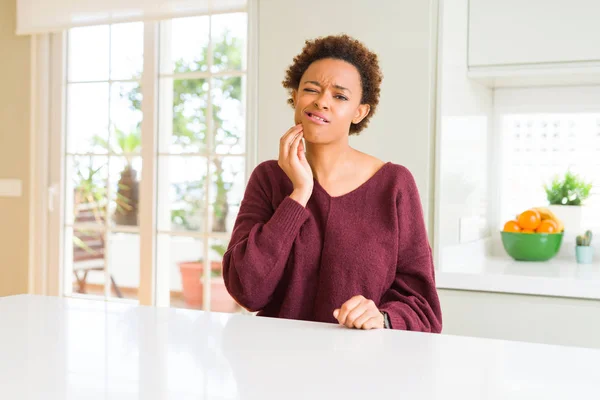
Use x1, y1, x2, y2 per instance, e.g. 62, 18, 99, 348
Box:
500, 231, 564, 261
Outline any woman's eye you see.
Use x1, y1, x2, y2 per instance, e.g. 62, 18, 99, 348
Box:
304, 88, 317, 93
336, 95, 348, 101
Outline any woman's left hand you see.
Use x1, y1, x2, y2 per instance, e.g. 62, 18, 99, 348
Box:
333, 295, 384, 330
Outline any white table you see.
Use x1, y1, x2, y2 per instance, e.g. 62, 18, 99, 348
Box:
1, 295, 599, 399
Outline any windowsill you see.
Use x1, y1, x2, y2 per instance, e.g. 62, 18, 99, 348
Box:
436, 256, 600, 300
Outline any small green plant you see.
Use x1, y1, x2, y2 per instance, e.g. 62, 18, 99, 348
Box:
576, 230, 593, 246
208, 244, 228, 277
189, 244, 228, 277
92, 128, 141, 225
72, 160, 107, 254
544, 171, 592, 206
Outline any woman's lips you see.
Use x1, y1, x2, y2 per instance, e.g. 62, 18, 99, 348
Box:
304, 111, 329, 125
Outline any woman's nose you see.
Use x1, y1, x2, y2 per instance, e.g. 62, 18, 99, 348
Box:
314, 94, 329, 110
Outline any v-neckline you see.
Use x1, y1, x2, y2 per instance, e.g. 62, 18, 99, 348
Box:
312, 162, 391, 200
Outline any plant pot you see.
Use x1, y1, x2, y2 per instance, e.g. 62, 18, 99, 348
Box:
548, 205, 585, 234
575, 246, 594, 264
178, 261, 239, 312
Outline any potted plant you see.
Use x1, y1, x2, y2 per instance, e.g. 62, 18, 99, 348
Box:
92, 128, 141, 226
171, 168, 239, 312
544, 171, 592, 233
73, 159, 107, 224
575, 230, 594, 264
178, 243, 239, 312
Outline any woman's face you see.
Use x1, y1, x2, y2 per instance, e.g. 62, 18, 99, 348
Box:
292, 58, 370, 144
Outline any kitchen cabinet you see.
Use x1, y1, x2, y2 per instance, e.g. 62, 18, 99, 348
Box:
467, 0, 600, 86
468, 0, 600, 67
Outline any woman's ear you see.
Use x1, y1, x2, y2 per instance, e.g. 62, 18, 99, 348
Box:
352, 104, 371, 124
291, 89, 297, 107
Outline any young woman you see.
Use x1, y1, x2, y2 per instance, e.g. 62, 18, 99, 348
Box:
223, 34, 442, 332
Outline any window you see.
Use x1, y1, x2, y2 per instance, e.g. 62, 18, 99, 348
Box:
65, 22, 144, 301
156, 14, 248, 311
62, 11, 249, 312
499, 113, 600, 225
435, 86, 600, 268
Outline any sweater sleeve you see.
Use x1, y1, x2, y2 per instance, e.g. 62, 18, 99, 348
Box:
379, 167, 443, 333
222, 163, 311, 312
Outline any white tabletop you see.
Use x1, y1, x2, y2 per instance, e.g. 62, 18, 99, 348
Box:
1, 295, 599, 399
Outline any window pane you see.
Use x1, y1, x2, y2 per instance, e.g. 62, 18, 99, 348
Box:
501, 114, 600, 224
210, 157, 245, 234
156, 235, 204, 309
157, 156, 208, 232
110, 157, 142, 228
163, 16, 210, 74
67, 155, 109, 226
70, 226, 106, 297
67, 83, 109, 154
211, 13, 247, 73
158, 235, 240, 312
110, 22, 144, 80
110, 82, 142, 154
159, 78, 209, 154
68, 26, 109, 82
208, 237, 240, 313
107, 232, 140, 301
212, 76, 245, 154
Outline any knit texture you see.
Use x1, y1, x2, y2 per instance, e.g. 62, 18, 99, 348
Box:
223, 160, 442, 332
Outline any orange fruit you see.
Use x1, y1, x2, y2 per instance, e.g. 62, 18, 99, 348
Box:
518, 209, 541, 230
536, 219, 558, 233
503, 220, 521, 232
521, 229, 535, 234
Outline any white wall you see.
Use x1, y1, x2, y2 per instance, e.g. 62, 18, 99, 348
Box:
439, 289, 600, 349
435, 0, 493, 261
257, 0, 439, 231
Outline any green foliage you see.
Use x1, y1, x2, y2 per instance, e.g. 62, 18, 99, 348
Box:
170, 181, 204, 231
72, 235, 99, 255
74, 159, 106, 215
126, 33, 243, 152
206, 244, 229, 277
211, 243, 228, 257
72, 159, 107, 251
105, 28, 244, 231
544, 171, 592, 206
92, 128, 141, 161
168, 31, 243, 231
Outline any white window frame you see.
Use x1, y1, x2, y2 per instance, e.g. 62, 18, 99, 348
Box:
30, 3, 258, 306
29, 31, 67, 297
491, 86, 600, 233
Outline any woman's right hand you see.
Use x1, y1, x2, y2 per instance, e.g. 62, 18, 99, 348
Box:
278, 124, 313, 206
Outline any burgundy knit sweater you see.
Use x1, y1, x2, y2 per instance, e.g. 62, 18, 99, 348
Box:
223, 160, 442, 332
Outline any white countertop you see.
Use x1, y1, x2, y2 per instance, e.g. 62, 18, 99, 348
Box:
1, 295, 600, 399
437, 256, 600, 300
